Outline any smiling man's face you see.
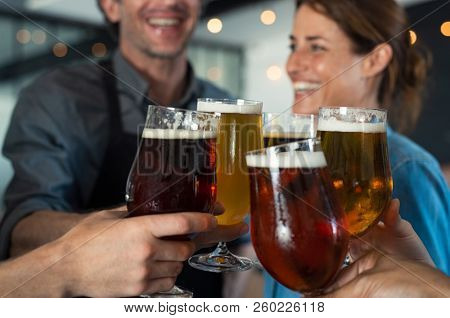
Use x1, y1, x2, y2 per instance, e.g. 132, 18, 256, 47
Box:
113, 0, 201, 59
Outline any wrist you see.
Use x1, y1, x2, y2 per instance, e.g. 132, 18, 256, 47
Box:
50, 238, 80, 297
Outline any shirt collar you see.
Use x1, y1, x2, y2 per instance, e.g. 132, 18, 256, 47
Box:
112, 50, 149, 105
112, 49, 199, 109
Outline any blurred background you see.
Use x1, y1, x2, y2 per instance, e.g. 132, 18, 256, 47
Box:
0, 0, 449, 216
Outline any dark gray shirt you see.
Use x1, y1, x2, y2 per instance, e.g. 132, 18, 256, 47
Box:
0, 50, 232, 259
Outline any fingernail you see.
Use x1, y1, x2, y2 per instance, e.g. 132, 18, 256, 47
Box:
210, 216, 218, 227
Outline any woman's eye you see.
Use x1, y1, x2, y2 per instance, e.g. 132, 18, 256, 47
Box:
311, 44, 325, 52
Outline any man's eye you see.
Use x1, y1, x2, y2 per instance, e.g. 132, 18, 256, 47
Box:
289, 43, 297, 52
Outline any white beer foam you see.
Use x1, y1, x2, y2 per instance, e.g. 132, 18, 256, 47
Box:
246, 151, 327, 169
142, 128, 216, 139
318, 119, 385, 133
263, 131, 311, 139
197, 100, 262, 114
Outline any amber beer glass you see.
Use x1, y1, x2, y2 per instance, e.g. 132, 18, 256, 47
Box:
126, 105, 219, 297
246, 139, 349, 295
189, 98, 263, 272
318, 107, 392, 237
263, 112, 315, 147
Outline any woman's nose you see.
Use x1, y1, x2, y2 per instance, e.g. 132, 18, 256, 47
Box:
286, 50, 309, 78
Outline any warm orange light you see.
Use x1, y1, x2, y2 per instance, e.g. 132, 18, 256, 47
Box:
266, 65, 282, 81
32, 30, 46, 44
332, 179, 344, 190
53, 43, 68, 58
92, 43, 107, 57
260, 10, 276, 25
370, 178, 384, 190
441, 21, 450, 37
16, 29, 31, 44
207, 18, 223, 34
409, 30, 417, 45
207, 67, 222, 81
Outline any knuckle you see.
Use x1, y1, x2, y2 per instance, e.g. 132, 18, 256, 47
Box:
174, 262, 184, 276
160, 278, 176, 292
179, 243, 195, 260
175, 215, 192, 233
145, 244, 156, 258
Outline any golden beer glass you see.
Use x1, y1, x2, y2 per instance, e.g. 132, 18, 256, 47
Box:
263, 112, 316, 147
189, 98, 263, 272
318, 107, 393, 237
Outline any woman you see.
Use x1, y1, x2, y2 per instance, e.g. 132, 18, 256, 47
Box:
265, 0, 449, 297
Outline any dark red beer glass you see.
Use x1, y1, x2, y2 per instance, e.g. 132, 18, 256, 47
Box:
126, 105, 219, 216
125, 105, 219, 297
246, 139, 349, 295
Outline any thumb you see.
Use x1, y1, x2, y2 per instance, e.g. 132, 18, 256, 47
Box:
325, 252, 380, 294
382, 199, 401, 228
323, 279, 362, 298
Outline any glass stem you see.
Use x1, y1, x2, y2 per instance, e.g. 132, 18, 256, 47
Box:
210, 241, 231, 257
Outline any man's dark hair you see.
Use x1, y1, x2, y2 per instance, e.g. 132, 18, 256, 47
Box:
97, 0, 119, 40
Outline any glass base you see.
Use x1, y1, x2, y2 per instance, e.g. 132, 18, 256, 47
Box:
189, 242, 253, 273
139, 286, 193, 298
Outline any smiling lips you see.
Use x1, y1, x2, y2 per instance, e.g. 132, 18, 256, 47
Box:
293, 81, 321, 92
293, 81, 321, 102
147, 17, 181, 27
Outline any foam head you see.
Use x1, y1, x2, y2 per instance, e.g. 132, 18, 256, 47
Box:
142, 128, 216, 139
197, 99, 262, 114
318, 119, 385, 133
246, 151, 327, 169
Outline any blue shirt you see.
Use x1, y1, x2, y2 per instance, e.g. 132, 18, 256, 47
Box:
265, 127, 450, 297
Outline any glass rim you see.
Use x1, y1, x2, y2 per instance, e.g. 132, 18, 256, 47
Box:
319, 106, 387, 114
246, 137, 321, 157
197, 98, 263, 114
197, 98, 262, 107
263, 112, 316, 119
147, 104, 219, 118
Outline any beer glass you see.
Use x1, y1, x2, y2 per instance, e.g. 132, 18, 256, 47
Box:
189, 98, 263, 272
126, 105, 219, 297
318, 107, 393, 237
246, 139, 349, 295
263, 112, 316, 147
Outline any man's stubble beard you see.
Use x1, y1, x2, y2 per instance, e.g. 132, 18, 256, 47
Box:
142, 40, 189, 59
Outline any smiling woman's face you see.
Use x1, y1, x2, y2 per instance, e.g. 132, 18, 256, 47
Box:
287, 5, 375, 114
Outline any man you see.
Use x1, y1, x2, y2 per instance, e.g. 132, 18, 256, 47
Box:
1, 0, 233, 296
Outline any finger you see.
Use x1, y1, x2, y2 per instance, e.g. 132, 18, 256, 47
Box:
143, 277, 177, 295
153, 239, 196, 261
101, 206, 129, 219
145, 212, 217, 238
325, 252, 380, 293
148, 261, 184, 279
212, 202, 225, 216
382, 199, 418, 239
323, 279, 361, 298
193, 223, 249, 250
382, 199, 400, 228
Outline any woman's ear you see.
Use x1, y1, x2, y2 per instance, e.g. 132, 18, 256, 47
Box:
361, 43, 393, 78
99, 0, 121, 23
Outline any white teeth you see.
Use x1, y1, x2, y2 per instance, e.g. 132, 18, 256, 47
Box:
293, 82, 321, 91
147, 18, 179, 27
